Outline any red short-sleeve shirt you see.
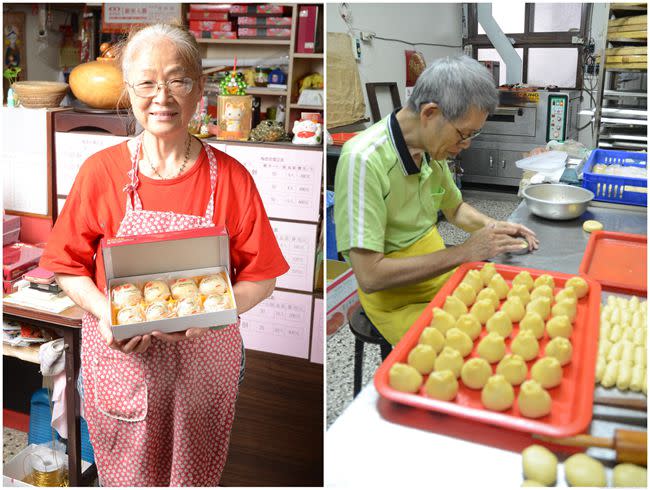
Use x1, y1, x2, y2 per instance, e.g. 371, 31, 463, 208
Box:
40, 142, 289, 291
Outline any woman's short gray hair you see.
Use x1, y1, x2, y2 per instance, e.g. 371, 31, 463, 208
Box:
407, 55, 498, 121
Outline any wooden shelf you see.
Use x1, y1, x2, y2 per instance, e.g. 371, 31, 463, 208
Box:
196, 38, 291, 46
3, 343, 41, 365
293, 53, 324, 59
246, 87, 288, 96
290, 104, 323, 110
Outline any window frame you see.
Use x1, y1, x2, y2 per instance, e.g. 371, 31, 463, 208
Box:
465, 3, 591, 89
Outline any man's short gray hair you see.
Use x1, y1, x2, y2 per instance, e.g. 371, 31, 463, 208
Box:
407, 55, 498, 121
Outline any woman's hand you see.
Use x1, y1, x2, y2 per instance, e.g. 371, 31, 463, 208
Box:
97, 311, 152, 354
151, 328, 209, 343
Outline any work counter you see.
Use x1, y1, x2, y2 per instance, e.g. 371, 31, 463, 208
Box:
325, 200, 647, 487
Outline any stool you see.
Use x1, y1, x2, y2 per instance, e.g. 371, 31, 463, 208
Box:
348, 306, 392, 397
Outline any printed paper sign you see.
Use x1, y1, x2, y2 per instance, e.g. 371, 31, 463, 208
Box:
310, 298, 323, 364
271, 220, 317, 292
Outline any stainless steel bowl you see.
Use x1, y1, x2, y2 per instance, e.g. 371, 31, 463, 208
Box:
522, 184, 594, 220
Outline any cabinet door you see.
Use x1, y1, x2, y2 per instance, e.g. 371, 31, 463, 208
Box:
497, 150, 525, 179
459, 148, 498, 177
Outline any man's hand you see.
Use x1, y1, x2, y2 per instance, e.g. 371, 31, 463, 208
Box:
97, 312, 152, 354
151, 328, 209, 343
460, 222, 536, 261
494, 220, 540, 251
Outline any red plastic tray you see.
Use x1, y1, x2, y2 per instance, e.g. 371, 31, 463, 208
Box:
374, 262, 602, 438
579, 231, 647, 295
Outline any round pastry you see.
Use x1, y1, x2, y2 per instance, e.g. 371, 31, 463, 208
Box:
510, 330, 540, 361
531, 357, 563, 389
143, 280, 170, 303
445, 328, 473, 357
533, 274, 555, 290
434, 346, 463, 378
407, 344, 437, 375
455, 313, 482, 341
477, 332, 506, 363
546, 315, 573, 338
203, 294, 231, 312
612, 463, 647, 487
488, 273, 509, 299
507, 284, 531, 305
117, 305, 145, 325
424, 369, 458, 401
526, 297, 551, 321
443, 295, 468, 320
418, 327, 445, 354
476, 287, 500, 310
112, 283, 143, 307
461, 357, 492, 390
462, 269, 484, 295
522, 445, 558, 486
171, 278, 199, 300
486, 311, 513, 338
565, 276, 589, 298
518, 380, 552, 418
564, 453, 607, 487
469, 299, 496, 325
545, 337, 573, 366
452, 282, 477, 307
481, 374, 515, 411
519, 311, 545, 339
430, 307, 457, 335
521, 480, 545, 487
144, 301, 170, 321
530, 285, 553, 302
582, 219, 604, 233
199, 274, 228, 295
176, 295, 203, 317
555, 287, 577, 303
479, 262, 497, 286
512, 270, 534, 291
496, 354, 527, 386
500, 297, 526, 323
389, 362, 423, 393
551, 299, 577, 323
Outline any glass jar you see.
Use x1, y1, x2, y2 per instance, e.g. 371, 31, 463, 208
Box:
254, 66, 269, 87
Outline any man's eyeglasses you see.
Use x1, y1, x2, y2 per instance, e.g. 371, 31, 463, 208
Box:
126, 77, 195, 98
446, 118, 482, 142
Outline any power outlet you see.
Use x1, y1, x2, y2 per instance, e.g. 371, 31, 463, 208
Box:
353, 37, 362, 61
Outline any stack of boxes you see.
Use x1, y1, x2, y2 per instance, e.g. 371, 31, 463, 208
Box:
188, 4, 292, 41
188, 4, 236, 40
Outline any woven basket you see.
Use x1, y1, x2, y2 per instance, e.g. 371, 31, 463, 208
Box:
12, 81, 69, 108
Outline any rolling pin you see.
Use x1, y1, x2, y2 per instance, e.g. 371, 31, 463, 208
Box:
534, 430, 647, 466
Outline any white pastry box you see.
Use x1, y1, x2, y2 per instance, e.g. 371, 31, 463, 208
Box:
101, 226, 238, 341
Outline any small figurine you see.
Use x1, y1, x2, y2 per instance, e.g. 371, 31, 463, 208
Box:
292, 118, 322, 145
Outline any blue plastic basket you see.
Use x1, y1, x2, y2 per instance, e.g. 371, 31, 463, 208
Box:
326, 190, 338, 260
582, 149, 647, 207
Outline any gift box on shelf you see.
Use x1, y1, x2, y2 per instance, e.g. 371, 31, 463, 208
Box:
3, 243, 43, 282
101, 226, 237, 341
188, 20, 234, 32
237, 27, 291, 39
230, 4, 289, 16
237, 16, 292, 26
3, 214, 21, 247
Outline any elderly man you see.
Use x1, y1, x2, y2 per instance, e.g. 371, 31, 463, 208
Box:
334, 55, 539, 346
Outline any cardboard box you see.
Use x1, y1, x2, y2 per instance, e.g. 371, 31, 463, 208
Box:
101, 226, 237, 341
237, 16, 292, 26
187, 11, 229, 21
189, 4, 231, 12
3, 444, 91, 487
188, 20, 233, 32
326, 260, 360, 335
237, 27, 291, 39
296, 5, 319, 53
3, 243, 43, 281
190, 30, 237, 40
230, 4, 288, 16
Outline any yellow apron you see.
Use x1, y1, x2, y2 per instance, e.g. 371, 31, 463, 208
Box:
358, 225, 456, 345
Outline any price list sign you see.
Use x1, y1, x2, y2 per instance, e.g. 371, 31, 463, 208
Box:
311, 298, 324, 364
271, 220, 318, 292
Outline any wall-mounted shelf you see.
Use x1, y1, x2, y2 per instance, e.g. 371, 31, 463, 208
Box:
196, 38, 291, 46
247, 87, 288, 96
290, 103, 323, 110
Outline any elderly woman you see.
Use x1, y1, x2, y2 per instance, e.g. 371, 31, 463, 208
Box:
40, 24, 289, 486
334, 55, 539, 346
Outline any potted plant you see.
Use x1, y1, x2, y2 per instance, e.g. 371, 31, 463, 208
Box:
4, 67, 22, 107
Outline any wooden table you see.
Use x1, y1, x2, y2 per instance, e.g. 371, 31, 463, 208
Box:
3, 302, 97, 486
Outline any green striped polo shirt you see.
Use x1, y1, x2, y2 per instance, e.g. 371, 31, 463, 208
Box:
334, 111, 463, 258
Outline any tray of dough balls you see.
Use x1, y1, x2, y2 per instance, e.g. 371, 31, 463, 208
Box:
374, 262, 602, 438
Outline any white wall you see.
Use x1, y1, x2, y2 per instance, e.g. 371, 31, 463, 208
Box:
327, 3, 463, 130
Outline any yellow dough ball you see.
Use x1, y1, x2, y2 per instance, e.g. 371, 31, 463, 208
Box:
477, 332, 507, 363
522, 445, 558, 486
460, 357, 492, 389
534, 274, 555, 290
530, 285, 553, 302
469, 299, 496, 324
512, 270, 535, 291
479, 262, 497, 286
555, 287, 577, 303
519, 311, 545, 339
546, 315, 573, 338
551, 299, 577, 323
443, 295, 468, 320
612, 463, 647, 487
453, 282, 477, 307
544, 337, 573, 366
462, 269, 484, 295
565, 276, 589, 298
455, 313, 482, 341
388, 363, 423, 393
476, 287, 500, 310
526, 297, 551, 321
518, 380, 552, 418
407, 344, 437, 375
582, 219, 604, 233
430, 307, 456, 335
488, 273, 510, 299
481, 374, 515, 411
564, 453, 607, 487
521, 480, 545, 487
501, 297, 526, 323
434, 347, 464, 378
531, 357, 563, 389
486, 311, 514, 338
424, 369, 459, 401
445, 328, 474, 358
496, 354, 528, 385
507, 284, 532, 306
511, 330, 540, 361
419, 327, 445, 354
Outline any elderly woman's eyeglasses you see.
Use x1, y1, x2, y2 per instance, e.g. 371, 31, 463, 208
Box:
127, 77, 195, 98
447, 118, 482, 142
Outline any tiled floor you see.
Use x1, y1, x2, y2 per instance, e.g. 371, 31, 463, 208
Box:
326, 190, 522, 427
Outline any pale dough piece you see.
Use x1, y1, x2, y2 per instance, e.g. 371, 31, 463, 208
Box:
486, 311, 513, 338
407, 344, 437, 375
496, 354, 528, 385
631, 311, 644, 330
533, 274, 555, 290
620, 309, 632, 328
511, 330, 540, 361
546, 315, 573, 338
462, 269, 484, 295
633, 327, 646, 347
476, 287, 500, 310
564, 453, 607, 487
629, 295, 640, 309
607, 295, 618, 307
512, 270, 535, 291
453, 282, 477, 307
469, 299, 496, 324
601, 360, 619, 388
617, 360, 633, 390
526, 297, 551, 321
460, 357, 492, 389
443, 295, 468, 320
430, 307, 456, 335
582, 219, 604, 232
522, 445, 557, 486
507, 284, 532, 305
551, 298, 577, 323
388, 363, 423, 393
530, 285, 553, 302
518, 379, 552, 418
519, 311, 545, 339
644, 368, 647, 395
521, 480, 544, 487
479, 262, 497, 286
612, 463, 647, 487
419, 327, 445, 354
477, 332, 507, 363
455, 314, 482, 341
488, 273, 510, 299
633, 345, 645, 366
445, 328, 474, 357
595, 356, 606, 383
600, 321, 612, 341
555, 287, 577, 303
425, 369, 459, 401
598, 338, 612, 358
609, 324, 624, 343
565, 276, 589, 298
531, 357, 563, 389
501, 297, 526, 323
607, 341, 624, 362
434, 346, 463, 378
630, 365, 644, 392
623, 327, 635, 342
545, 337, 573, 366
481, 374, 515, 411
621, 341, 635, 362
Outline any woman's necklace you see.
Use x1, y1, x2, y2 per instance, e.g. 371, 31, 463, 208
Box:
144, 135, 192, 180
